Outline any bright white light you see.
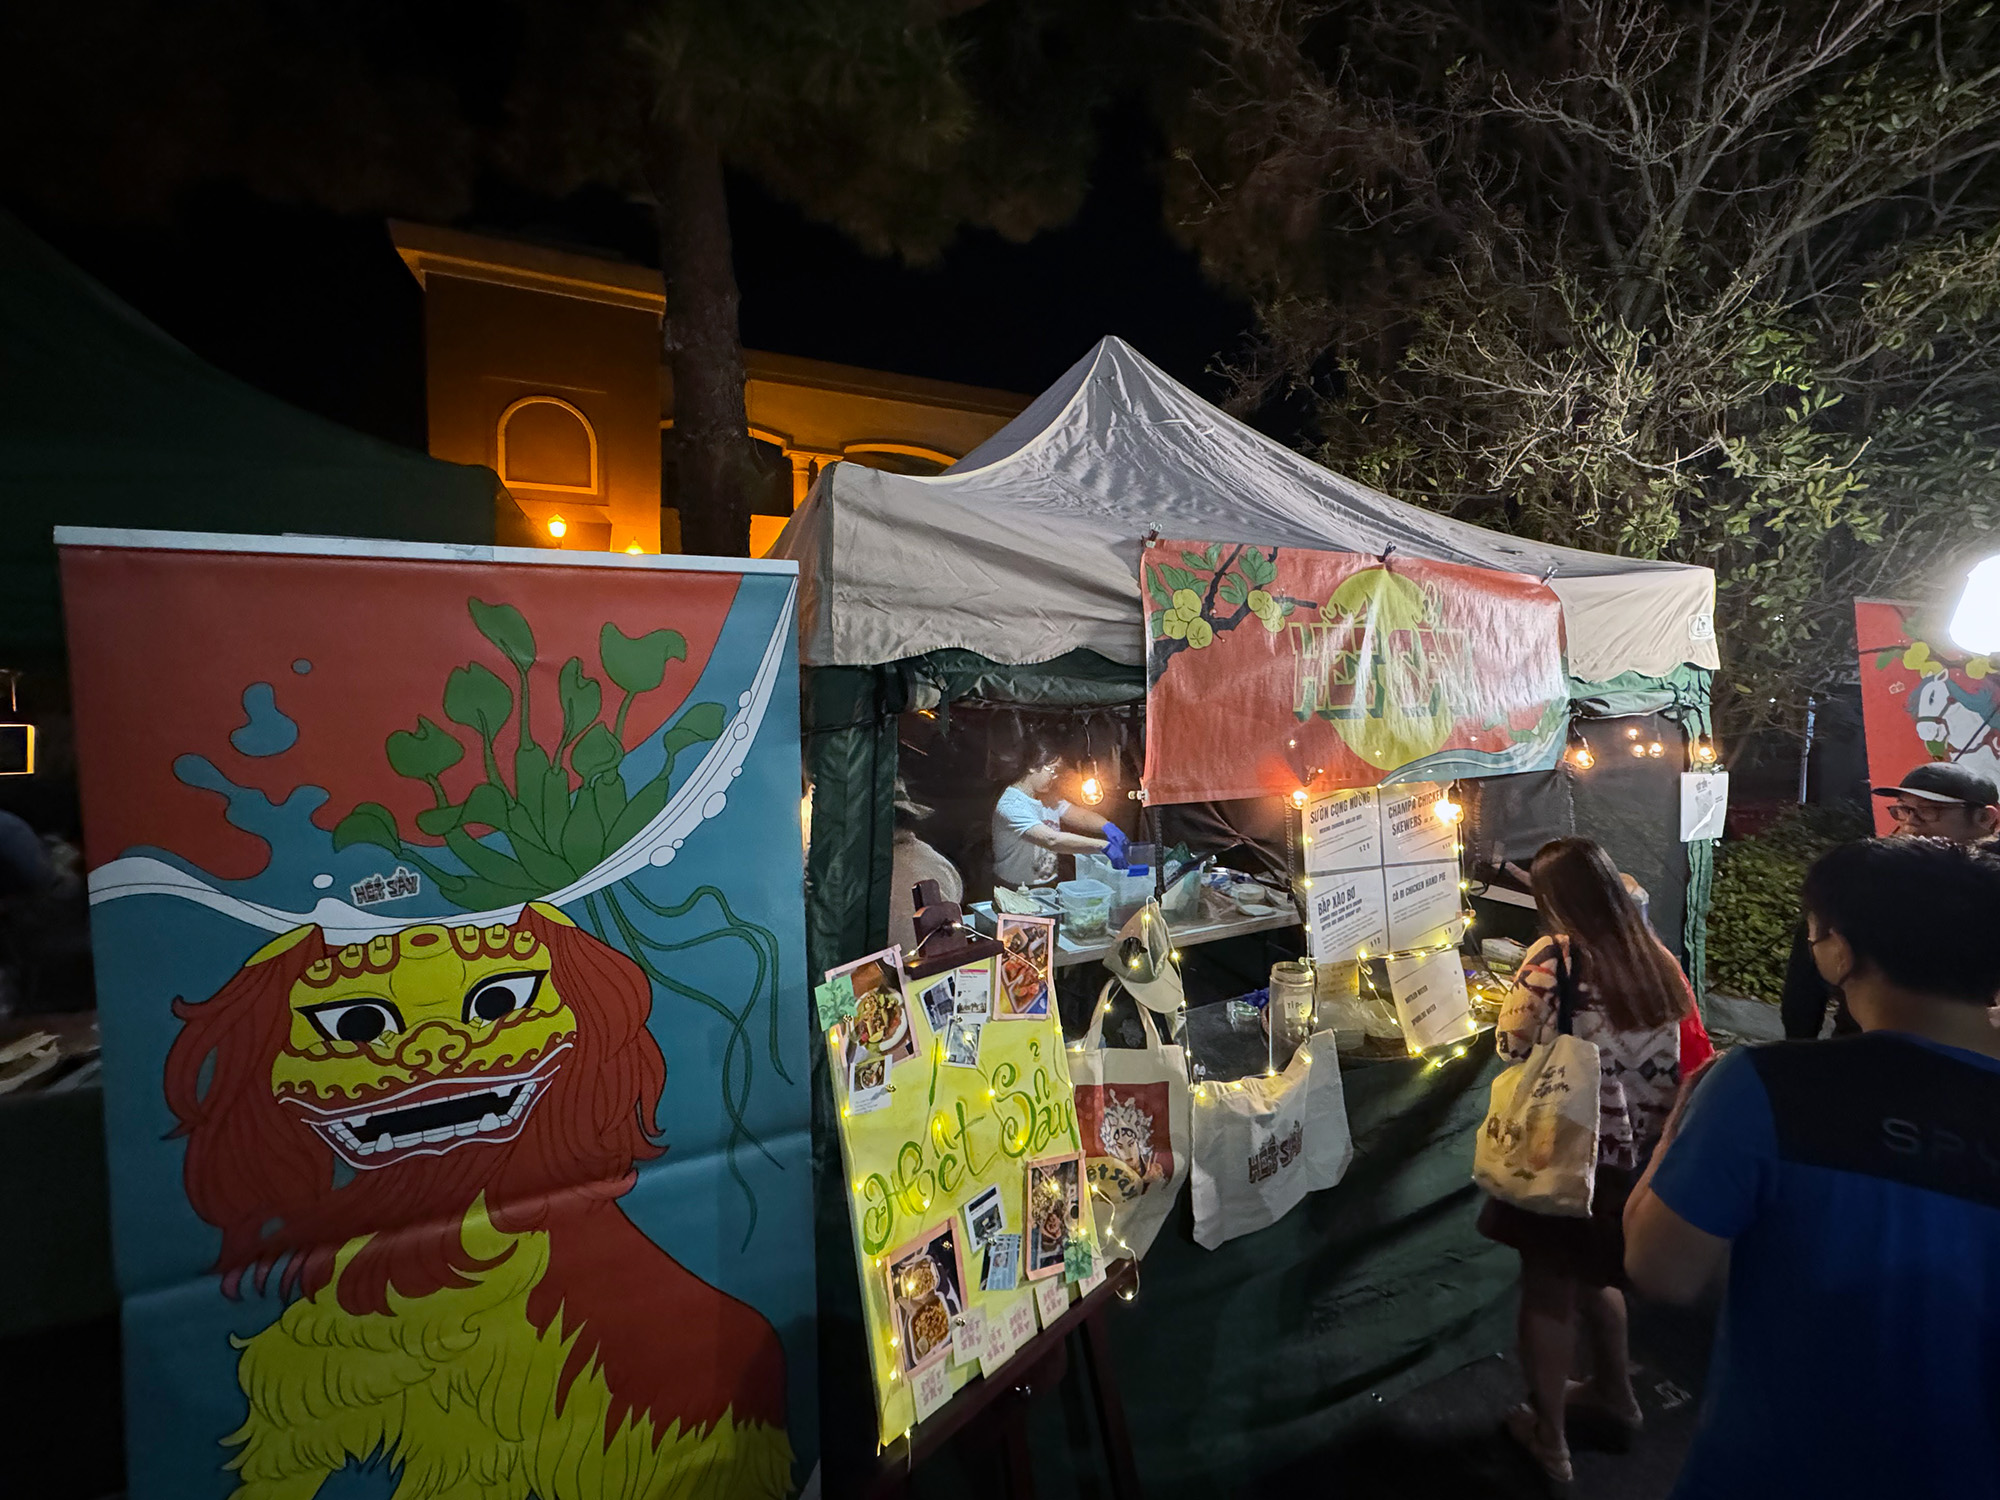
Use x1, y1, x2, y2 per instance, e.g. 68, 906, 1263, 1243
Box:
1080, 774, 1104, 805
547, 516, 567, 539
1434, 797, 1462, 825
1291, 787, 1309, 809
1949, 555, 2000, 653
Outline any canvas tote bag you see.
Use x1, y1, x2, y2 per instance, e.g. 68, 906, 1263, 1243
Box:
1189, 1031, 1353, 1250
1075, 982, 1192, 1260
1472, 943, 1601, 1218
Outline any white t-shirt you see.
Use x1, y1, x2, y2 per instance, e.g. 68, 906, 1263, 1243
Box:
991, 786, 1069, 887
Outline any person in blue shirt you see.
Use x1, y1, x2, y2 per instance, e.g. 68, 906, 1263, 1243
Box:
1625, 837, 2000, 1498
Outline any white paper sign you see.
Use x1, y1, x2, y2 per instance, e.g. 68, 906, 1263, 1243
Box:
952, 1308, 988, 1368
912, 1357, 954, 1421
1386, 947, 1478, 1052
1386, 861, 1462, 951
1305, 787, 1381, 873
1380, 782, 1456, 865
1680, 771, 1729, 842
1306, 867, 1389, 963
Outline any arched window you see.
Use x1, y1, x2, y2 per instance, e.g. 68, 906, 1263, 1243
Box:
498, 396, 599, 494
840, 441, 955, 477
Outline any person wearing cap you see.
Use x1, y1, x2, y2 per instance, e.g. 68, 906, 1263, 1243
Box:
1778, 763, 1999, 1039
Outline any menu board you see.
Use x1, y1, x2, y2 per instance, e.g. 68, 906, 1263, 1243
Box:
822, 945, 1086, 1444
1385, 948, 1478, 1051
1306, 867, 1388, 962
1379, 782, 1457, 864
1385, 861, 1463, 950
1304, 787, 1381, 873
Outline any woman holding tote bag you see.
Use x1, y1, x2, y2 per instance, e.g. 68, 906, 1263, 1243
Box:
1479, 839, 1692, 1482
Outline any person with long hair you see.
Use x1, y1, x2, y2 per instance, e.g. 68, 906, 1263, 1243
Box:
1480, 837, 1694, 1482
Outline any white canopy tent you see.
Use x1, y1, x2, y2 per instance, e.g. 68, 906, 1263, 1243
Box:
776, 337, 1717, 685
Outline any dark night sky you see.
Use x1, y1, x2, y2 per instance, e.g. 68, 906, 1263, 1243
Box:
13, 124, 1252, 455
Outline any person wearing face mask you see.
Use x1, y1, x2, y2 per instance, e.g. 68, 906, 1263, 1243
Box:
1625, 837, 2000, 1499
989, 745, 1113, 889
1779, 763, 1998, 1039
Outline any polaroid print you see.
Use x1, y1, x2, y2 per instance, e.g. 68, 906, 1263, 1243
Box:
1023, 1151, 1084, 1281
993, 915, 1055, 1020
846, 1049, 893, 1115
830, 947, 916, 1077
918, 973, 958, 1037
884, 1220, 970, 1376
961, 1184, 1006, 1249
952, 959, 994, 1021
942, 1020, 982, 1069
981, 1232, 1021, 1293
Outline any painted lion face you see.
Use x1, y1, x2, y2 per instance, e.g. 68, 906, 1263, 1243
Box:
264, 914, 579, 1171
166, 899, 665, 1311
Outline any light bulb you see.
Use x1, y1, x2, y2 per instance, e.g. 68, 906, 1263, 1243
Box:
1291, 787, 1309, 809
1080, 774, 1103, 805
1694, 738, 1717, 764
1647, 741, 1665, 758
1569, 746, 1594, 770
1625, 727, 1640, 739
624, 540, 644, 555
1434, 797, 1462, 825
547, 516, 567, 539
1950, 554, 2000, 652
1630, 743, 1647, 758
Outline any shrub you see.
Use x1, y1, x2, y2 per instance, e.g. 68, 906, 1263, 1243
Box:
1707, 805, 1869, 1003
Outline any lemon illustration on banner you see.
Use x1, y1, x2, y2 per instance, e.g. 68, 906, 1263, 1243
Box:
1309, 568, 1454, 771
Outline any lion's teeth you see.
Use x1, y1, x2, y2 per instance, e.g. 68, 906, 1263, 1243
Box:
454, 1120, 480, 1136
480, 1113, 500, 1131
422, 1126, 453, 1143
393, 1132, 421, 1149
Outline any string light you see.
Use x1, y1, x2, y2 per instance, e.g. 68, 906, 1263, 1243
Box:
624, 540, 644, 555
1291, 787, 1310, 809
1693, 736, 1719, 765
1630, 742, 1648, 758
547, 516, 567, 539
1646, 741, 1665, 758
1080, 770, 1104, 805
1434, 796, 1462, 825
1625, 727, 1640, 740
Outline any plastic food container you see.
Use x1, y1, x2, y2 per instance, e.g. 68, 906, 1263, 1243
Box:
1057, 878, 1113, 937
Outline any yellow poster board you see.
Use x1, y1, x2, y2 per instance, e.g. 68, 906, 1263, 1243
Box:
821, 937, 1086, 1445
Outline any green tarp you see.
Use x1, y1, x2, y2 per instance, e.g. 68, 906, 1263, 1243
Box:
0, 209, 497, 661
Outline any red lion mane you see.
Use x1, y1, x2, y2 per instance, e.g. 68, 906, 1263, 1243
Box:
163, 906, 785, 1435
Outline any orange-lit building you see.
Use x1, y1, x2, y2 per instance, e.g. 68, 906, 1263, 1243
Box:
389, 223, 1027, 555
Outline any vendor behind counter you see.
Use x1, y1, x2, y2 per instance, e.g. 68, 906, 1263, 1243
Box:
990, 746, 1114, 887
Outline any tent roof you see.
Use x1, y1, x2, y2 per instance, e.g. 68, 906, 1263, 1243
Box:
0, 210, 498, 658
776, 336, 1717, 682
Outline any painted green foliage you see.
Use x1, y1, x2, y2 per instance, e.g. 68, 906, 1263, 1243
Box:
1145, 543, 1296, 652
333, 598, 724, 906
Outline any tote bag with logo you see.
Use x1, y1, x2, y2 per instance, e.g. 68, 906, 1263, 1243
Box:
1189, 1031, 1353, 1250
1075, 983, 1192, 1260
1472, 945, 1601, 1218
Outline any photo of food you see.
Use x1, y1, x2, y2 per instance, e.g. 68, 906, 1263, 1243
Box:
884, 1219, 970, 1374
993, 914, 1055, 1020
1023, 1151, 1084, 1281
830, 948, 916, 1072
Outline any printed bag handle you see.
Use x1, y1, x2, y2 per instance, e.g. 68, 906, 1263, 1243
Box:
1553, 937, 1583, 1037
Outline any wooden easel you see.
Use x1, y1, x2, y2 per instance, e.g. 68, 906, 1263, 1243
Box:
858, 1257, 1144, 1500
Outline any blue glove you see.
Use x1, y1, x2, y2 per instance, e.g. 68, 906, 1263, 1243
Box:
1103, 823, 1128, 869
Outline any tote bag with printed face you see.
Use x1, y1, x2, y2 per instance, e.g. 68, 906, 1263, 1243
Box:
1189, 1031, 1353, 1250
1075, 985, 1192, 1260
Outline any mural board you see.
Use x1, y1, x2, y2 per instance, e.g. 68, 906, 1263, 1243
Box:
1855, 598, 2000, 832
820, 946, 1084, 1445
59, 530, 815, 1499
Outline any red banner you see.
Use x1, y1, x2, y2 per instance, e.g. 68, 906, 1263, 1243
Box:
1140, 542, 1568, 804
1854, 598, 2000, 834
